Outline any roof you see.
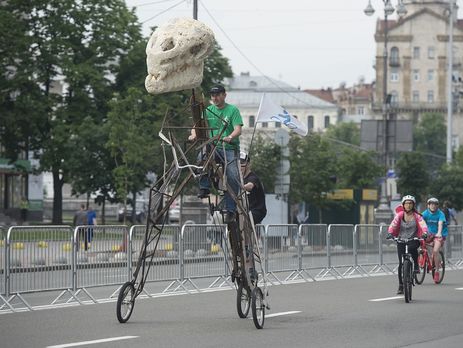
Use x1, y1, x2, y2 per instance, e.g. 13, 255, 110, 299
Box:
304, 89, 335, 103
225, 74, 298, 92
226, 91, 336, 109
224, 74, 336, 109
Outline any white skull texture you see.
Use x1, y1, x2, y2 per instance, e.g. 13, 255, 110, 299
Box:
145, 17, 215, 94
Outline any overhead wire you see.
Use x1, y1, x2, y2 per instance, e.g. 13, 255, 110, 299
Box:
141, 0, 187, 24
198, 0, 334, 110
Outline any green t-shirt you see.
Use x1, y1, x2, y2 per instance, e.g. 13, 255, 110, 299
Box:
205, 103, 243, 150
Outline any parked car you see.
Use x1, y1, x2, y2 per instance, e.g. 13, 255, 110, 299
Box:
169, 206, 180, 223
118, 203, 146, 223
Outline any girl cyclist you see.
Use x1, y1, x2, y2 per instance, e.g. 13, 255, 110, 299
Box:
422, 197, 447, 282
387, 195, 428, 295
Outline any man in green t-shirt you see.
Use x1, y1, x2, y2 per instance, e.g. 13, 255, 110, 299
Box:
189, 84, 243, 223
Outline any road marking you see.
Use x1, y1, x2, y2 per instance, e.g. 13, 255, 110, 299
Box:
456, 288, 463, 291
369, 296, 402, 302
252, 310, 301, 319
46, 336, 138, 348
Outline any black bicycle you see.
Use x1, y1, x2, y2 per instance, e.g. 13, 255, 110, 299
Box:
390, 236, 423, 303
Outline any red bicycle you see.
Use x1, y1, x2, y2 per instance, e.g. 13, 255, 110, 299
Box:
415, 239, 445, 285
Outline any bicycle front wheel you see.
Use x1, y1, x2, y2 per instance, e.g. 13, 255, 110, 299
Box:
432, 250, 445, 284
116, 281, 135, 323
237, 284, 251, 318
403, 259, 412, 303
414, 252, 426, 285
251, 287, 265, 329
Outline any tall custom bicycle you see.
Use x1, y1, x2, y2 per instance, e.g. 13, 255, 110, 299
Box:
115, 92, 269, 329
390, 236, 423, 303
415, 237, 445, 285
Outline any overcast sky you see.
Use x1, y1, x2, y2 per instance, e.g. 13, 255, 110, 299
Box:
126, 0, 463, 90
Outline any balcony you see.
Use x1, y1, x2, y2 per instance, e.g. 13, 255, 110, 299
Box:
389, 57, 400, 67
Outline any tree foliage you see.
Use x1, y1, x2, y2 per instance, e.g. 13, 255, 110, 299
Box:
324, 122, 360, 146
289, 134, 337, 221
336, 148, 382, 189
396, 152, 429, 204
429, 164, 463, 210
0, 0, 142, 223
413, 112, 446, 157
248, 134, 281, 194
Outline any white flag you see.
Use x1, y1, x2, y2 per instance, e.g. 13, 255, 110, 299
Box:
256, 93, 308, 136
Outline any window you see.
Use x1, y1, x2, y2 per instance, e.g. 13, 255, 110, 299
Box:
307, 115, 314, 130
357, 106, 365, 115
390, 47, 399, 65
262, 122, 268, 128
427, 90, 434, 103
275, 121, 281, 128
248, 115, 255, 128
391, 91, 399, 105
390, 69, 399, 82
324, 115, 330, 128
413, 46, 420, 59
428, 46, 435, 59
413, 69, 420, 82
427, 69, 434, 81
412, 91, 419, 102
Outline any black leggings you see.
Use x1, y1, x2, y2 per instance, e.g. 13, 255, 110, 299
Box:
397, 240, 420, 285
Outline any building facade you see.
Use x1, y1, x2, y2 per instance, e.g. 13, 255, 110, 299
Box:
224, 73, 338, 150
373, 0, 463, 147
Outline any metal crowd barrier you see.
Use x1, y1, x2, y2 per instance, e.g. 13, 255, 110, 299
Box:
1, 223, 462, 312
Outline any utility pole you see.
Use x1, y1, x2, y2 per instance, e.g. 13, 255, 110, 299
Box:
446, 0, 455, 164
193, 0, 198, 20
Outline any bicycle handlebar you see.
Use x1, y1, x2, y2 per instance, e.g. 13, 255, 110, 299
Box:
390, 236, 424, 243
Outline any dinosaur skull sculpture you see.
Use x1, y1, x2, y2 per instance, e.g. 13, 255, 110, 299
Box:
145, 17, 215, 94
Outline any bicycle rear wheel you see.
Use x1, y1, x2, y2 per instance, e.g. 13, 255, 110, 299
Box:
414, 252, 426, 285
432, 250, 445, 284
237, 284, 251, 318
403, 259, 412, 303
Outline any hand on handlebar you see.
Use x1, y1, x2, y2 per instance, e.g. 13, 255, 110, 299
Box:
386, 233, 394, 240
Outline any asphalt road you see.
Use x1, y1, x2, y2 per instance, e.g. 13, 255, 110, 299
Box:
1, 270, 463, 348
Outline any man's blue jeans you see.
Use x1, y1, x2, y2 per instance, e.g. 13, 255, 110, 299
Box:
200, 148, 240, 213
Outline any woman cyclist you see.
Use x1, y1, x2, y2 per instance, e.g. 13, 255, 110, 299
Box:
422, 197, 447, 282
387, 195, 428, 295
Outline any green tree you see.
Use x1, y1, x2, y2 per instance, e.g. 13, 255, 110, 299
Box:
289, 133, 337, 222
396, 152, 429, 204
0, 0, 141, 223
413, 113, 446, 156
202, 42, 234, 92
325, 122, 360, 146
336, 148, 382, 189
429, 164, 463, 210
248, 134, 281, 194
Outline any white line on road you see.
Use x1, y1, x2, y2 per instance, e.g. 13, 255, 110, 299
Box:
456, 288, 463, 291
46, 336, 138, 348
369, 296, 402, 302
250, 310, 301, 319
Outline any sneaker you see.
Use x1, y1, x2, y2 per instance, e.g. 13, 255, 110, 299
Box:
397, 285, 404, 295
433, 271, 440, 283
197, 188, 210, 199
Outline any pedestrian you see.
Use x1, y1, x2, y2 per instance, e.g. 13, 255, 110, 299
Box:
87, 205, 97, 248
189, 84, 243, 224
387, 195, 428, 295
239, 151, 267, 225
73, 204, 87, 250
20, 196, 29, 222
442, 201, 458, 225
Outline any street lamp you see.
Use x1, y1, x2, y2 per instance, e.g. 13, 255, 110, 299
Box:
364, 0, 407, 222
